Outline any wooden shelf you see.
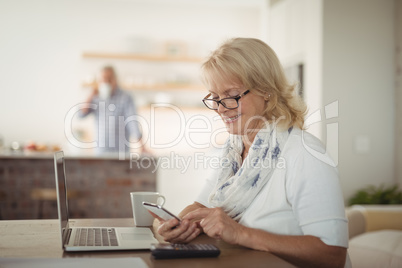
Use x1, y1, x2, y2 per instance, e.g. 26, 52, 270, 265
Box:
82, 52, 204, 63
82, 82, 205, 91
127, 84, 205, 91
138, 105, 210, 112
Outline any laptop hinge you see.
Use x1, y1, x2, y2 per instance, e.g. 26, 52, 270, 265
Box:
62, 228, 72, 248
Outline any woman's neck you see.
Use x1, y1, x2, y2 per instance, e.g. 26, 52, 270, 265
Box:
241, 129, 259, 160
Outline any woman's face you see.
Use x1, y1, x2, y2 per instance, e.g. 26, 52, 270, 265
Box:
208, 82, 267, 137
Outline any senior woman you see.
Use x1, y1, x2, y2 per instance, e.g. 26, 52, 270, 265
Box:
153, 38, 350, 268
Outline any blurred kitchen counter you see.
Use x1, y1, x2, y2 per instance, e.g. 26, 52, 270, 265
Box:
0, 151, 157, 220
0, 150, 155, 160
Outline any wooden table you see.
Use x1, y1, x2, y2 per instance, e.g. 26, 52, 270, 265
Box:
0, 218, 295, 268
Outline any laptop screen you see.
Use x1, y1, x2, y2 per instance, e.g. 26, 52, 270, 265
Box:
54, 151, 70, 246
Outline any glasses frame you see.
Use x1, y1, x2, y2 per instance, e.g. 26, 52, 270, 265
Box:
202, 89, 250, 110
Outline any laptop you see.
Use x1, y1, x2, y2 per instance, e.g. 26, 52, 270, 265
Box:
54, 151, 158, 251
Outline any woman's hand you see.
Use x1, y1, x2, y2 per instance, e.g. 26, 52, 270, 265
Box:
156, 218, 201, 244
183, 207, 246, 245
152, 202, 206, 244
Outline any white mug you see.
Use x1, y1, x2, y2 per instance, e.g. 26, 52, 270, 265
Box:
98, 82, 112, 100
130, 192, 165, 227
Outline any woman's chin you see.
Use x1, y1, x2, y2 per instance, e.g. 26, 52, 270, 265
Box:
225, 124, 242, 135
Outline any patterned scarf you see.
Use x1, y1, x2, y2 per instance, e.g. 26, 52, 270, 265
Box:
208, 124, 292, 221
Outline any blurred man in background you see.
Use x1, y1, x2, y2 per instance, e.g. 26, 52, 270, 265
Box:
79, 66, 145, 155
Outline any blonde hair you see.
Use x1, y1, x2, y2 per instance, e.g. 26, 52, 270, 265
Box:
201, 38, 307, 130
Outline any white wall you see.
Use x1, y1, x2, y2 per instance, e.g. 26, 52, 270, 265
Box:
395, 0, 402, 186
322, 0, 395, 200
0, 0, 265, 213
0, 0, 263, 147
269, 0, 323, 140
269, 0, 396, 202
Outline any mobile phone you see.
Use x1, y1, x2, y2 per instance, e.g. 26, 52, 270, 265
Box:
142, 202, 181, 222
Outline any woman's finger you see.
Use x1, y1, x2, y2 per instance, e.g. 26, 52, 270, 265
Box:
184, 228, 201, 243
176, 222, 198, 242
157, 218, 180, 235
182, 208, 212, 221
161, 220, 190, 241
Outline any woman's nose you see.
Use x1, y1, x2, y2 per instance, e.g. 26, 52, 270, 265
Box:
217, 102, 228, 114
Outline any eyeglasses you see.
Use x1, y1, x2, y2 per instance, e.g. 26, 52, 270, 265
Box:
202, 90, 250, 110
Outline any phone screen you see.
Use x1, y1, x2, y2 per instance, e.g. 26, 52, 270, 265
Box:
143, 202, 181, 222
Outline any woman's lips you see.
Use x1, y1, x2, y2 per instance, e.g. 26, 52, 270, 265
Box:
222, 114, 241, 123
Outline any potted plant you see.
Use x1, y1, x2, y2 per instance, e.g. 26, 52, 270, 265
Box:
348, 184, 402, 206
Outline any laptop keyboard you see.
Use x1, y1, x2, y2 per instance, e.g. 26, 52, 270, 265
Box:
73, 228, 118, 246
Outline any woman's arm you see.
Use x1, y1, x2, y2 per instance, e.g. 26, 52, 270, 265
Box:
184, 208, 346, 268
242, 227, 346, 268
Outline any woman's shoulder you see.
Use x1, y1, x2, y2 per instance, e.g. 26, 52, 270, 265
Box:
287, 128, 325, 150
284, 127, 322, 148
283, 127, 336, 167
